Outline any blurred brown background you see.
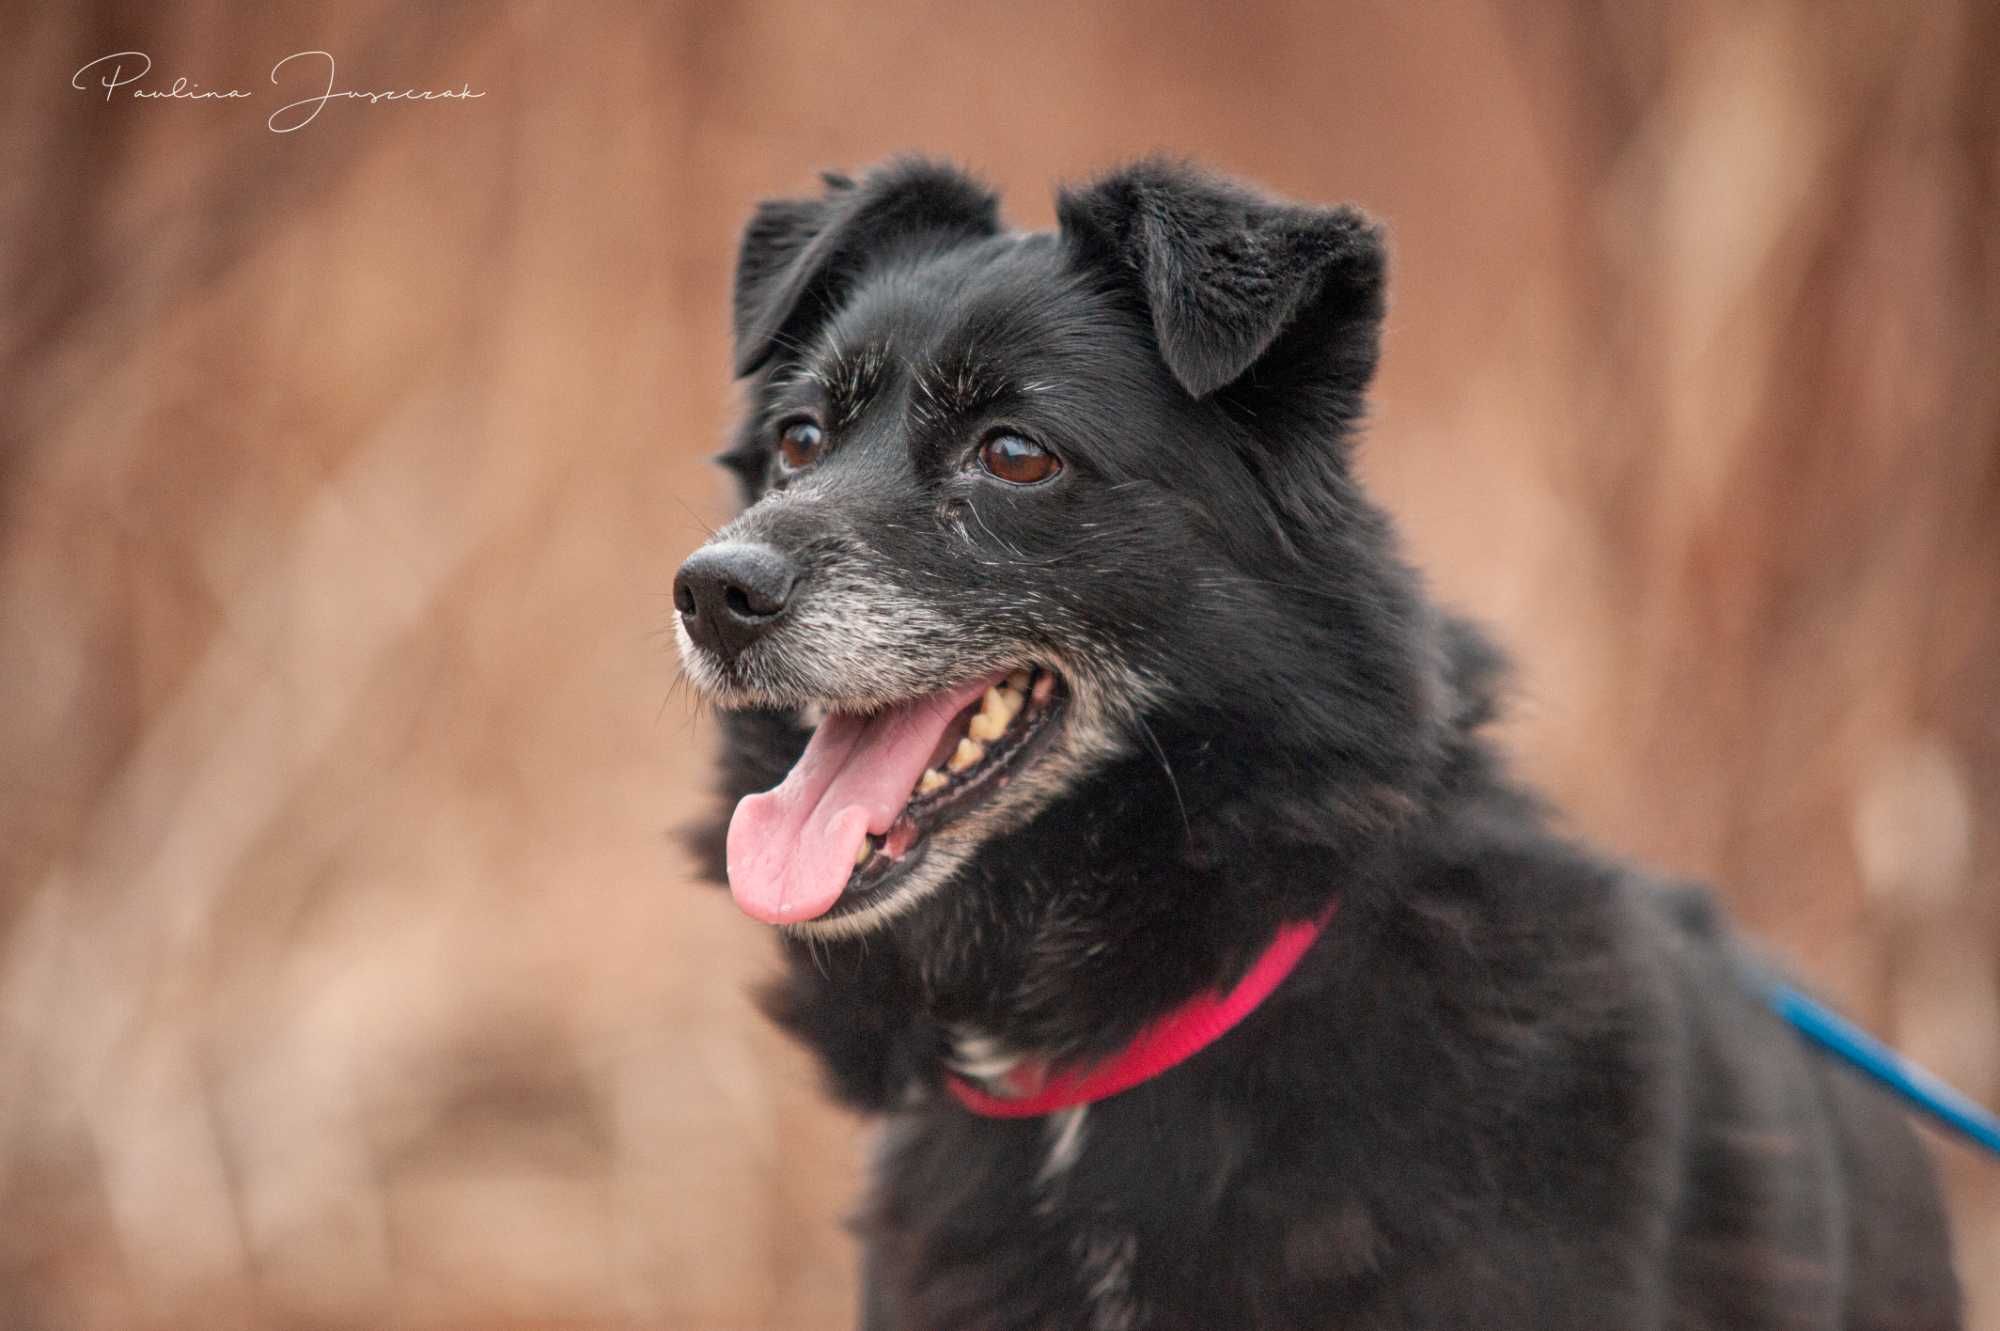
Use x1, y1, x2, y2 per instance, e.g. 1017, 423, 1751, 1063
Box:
2, 1, 1995, 1327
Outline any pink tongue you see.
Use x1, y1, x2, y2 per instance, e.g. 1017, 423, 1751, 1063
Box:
726, 676, 998, 924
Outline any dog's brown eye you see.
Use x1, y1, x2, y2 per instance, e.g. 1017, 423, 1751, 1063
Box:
978, 433, 1060, 485
777, 420, 824, 471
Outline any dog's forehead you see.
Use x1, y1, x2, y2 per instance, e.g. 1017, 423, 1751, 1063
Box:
815, 234, 1113, 390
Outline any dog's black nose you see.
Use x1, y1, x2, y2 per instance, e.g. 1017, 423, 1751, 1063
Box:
674, 542, 798, 663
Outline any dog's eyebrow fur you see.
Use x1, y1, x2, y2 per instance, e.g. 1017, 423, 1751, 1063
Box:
908, 346, 1012, 431
808, 340, 893, 431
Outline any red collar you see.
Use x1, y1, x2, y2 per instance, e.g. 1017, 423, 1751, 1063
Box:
945, 901, 1338, 1118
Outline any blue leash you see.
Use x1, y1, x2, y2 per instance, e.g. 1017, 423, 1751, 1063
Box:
1764, 979, 2000, 1158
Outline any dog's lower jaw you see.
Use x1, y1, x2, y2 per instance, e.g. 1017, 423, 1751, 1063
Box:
780, 837, 968, 940
751, 684, 1138, 939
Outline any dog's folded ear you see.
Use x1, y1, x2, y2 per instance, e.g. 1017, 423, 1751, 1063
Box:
733, 160, 1002, 377
1057, 161, 1385, 402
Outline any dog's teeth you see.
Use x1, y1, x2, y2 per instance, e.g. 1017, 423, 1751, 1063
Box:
969, 709, 1006, 743
948, 738, 985, 772
1006, 669, 1032, 692
855, 837, 873, 866
986, 684, 1024, 723
916, 768, 948, 796
1031, 672, 1056, 704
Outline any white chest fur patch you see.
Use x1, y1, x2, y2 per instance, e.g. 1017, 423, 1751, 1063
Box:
952, 1031, 1092, 1183
1040, 1104, 1090, 1182
949, 1028, 1024, 1086
1073, 1227, 1140, 1331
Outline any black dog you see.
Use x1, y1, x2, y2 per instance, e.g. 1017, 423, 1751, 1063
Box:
675, 158, 1961, 1330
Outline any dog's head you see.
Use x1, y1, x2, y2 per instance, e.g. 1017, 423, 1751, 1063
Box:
678, 159, 1462, 940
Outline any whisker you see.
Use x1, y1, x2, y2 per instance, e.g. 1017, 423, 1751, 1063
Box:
966, 500, 1027, 560
1133, 714, 1192, 849
669, 493, 719, 538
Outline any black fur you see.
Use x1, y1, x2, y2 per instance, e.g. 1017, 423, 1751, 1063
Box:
685, 158, 1960, 1330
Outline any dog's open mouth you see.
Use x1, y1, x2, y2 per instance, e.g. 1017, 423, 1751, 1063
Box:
725, 666, 1065, 924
